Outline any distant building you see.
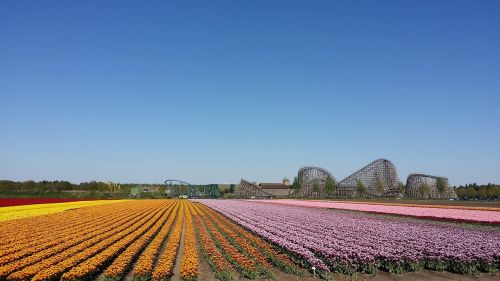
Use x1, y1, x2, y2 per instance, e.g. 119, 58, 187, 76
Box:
258, 179, 293, 196
235, 178, 293, 198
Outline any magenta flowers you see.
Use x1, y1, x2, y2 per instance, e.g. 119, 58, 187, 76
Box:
197, 199, 500, 274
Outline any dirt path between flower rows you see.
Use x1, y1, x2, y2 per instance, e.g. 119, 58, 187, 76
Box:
170, 214, 186, 281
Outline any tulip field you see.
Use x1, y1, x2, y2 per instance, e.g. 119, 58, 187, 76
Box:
199, 199, 500, 276
0, 198, 499, 281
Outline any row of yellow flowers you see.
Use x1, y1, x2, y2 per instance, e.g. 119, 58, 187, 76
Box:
152, 203, 185, 281
102, 202, 178, 281
0, 200, 126, 222
180, 202, 199, 281
60, 202, 176, 281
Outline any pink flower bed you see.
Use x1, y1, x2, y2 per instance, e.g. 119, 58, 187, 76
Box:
248, 199, 500, 224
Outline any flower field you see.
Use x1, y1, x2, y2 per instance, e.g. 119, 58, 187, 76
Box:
0, 199, 305, 281
249, 199, 500, 224
1, 198, 499, 280
199, 199, 500, 275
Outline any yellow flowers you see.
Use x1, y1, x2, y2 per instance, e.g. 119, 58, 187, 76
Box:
0, 200, 126, 222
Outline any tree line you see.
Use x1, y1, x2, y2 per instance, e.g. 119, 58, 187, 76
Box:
0, 180, 138, 193
454, 183, 500, 199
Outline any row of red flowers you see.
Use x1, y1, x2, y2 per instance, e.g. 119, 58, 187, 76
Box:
0, 198, 87, 207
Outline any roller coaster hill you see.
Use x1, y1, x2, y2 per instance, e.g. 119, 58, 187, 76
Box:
234, 158, 458, 199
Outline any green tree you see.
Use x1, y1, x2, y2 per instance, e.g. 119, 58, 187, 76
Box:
325, 177, 336, 196
398, 181, 405, 194
436, 178, 447, 194
465, 187, 477, 198
292, 176, 301, 190
419, 183, 430, 198
477, 188, 488, 198
356, 180, 367, 196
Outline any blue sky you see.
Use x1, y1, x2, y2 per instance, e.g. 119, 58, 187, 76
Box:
1, 1, 499, 185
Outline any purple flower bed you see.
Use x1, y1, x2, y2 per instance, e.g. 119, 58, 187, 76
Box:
196, 199, 500, 274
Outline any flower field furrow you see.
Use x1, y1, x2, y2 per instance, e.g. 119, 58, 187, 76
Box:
29, 203, 168, 281
251, 199, 500, 224
179, 202, 198, 281
199, 200, 500, 274
151, 204, 185, 281
131, 202, 180, 280
59, 203, 177, 281
202, 213, 258, 279
102, 203, 179, 281
6, 202, 169, 281
193, 214, 232, 281
0, 204, 148, 268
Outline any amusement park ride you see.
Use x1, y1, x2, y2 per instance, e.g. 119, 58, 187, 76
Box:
164, 179, 219, 198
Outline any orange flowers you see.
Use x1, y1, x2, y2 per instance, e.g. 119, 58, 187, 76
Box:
180, 202, 198, 281
0, 199, 304, 281
194, 215, 232, 280
104, 203, 178, 280
152, 203, 185, 281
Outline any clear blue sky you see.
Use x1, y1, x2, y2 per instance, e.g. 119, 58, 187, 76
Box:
1, 1, 499, 185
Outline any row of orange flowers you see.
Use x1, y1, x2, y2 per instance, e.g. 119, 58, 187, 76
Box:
180, 202, 199, 280
0, 201, 131, 249
152, 203, 185, 281
205, 208, 271, 268
132, 202, 180, 280
203, 205, 302, 275
0, 202, 132, 257
0, 202, 167, 281
59, 202, 176, 281
193, 206, 233, 281
202, 210, 258, 279
29, 204, 168, 281
0, 203, 148, 269
102, 202, 178, 281
0, 199, 155, 260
